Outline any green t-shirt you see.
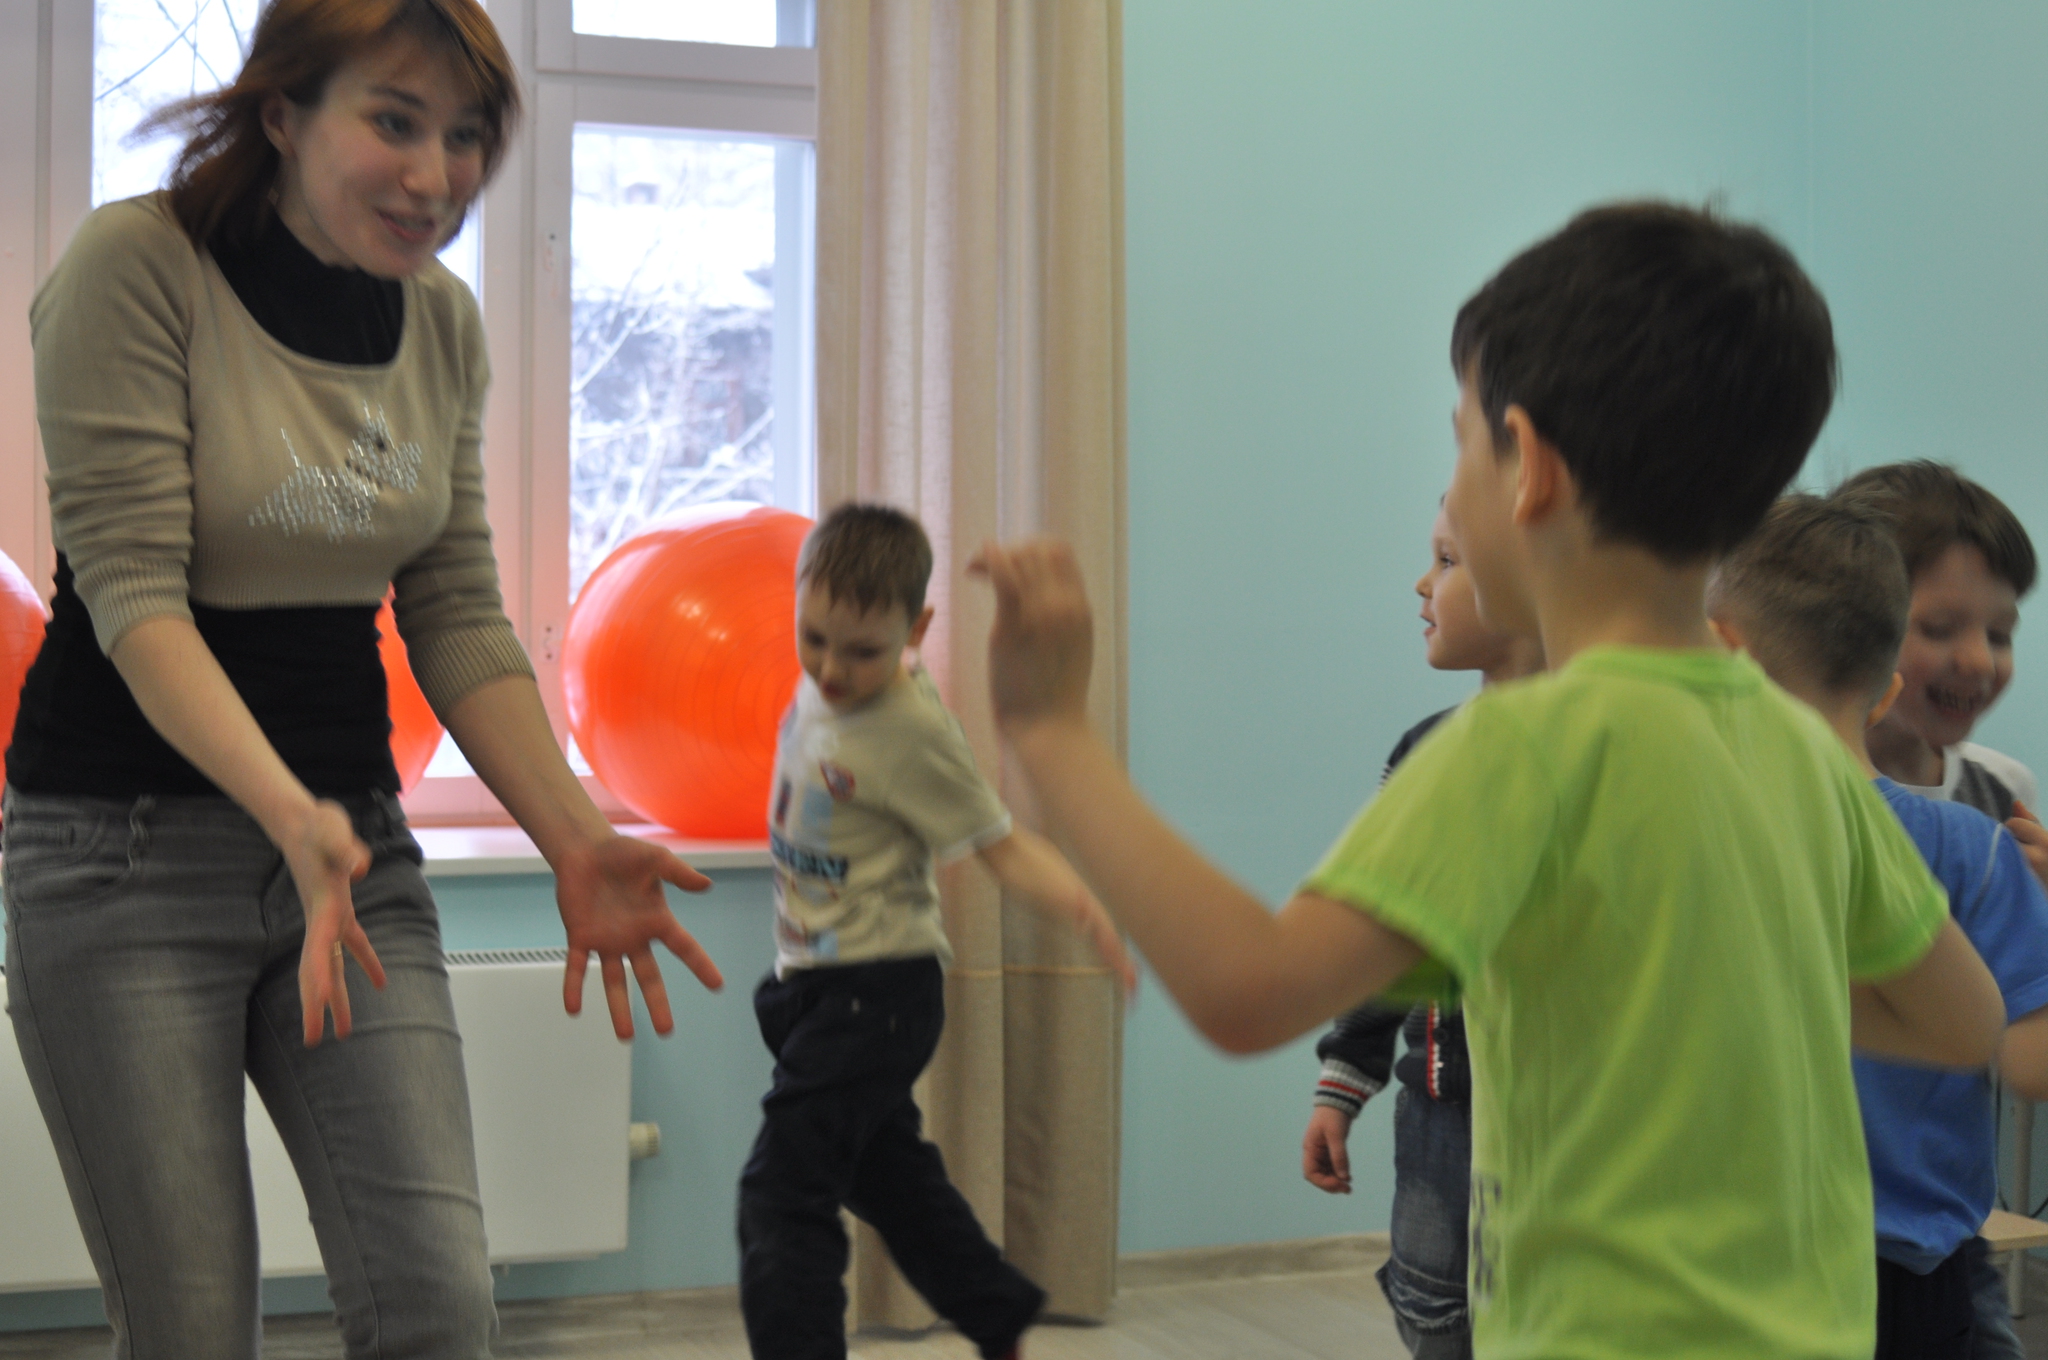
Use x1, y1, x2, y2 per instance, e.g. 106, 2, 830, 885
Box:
1304, 647, 1947, 1360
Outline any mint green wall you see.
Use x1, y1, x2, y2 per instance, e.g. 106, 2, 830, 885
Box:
1114, 0, 2048, 1256
1805, 1, 2048, 767
1119, 0, 1812, 1252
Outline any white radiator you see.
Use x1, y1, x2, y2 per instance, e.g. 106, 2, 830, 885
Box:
0, 948, 633, 1292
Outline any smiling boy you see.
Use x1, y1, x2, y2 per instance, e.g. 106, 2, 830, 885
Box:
1836, 463, 2038, 819
737, 503, 1131, 1360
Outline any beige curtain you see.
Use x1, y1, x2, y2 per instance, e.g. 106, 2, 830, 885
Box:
815, 0, 1128, 1329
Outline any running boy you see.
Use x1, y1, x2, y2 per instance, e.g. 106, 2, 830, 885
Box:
974, 202, 2005, 1358
1303, 503, 1540, 1360
737, 503, 1133, 1360
1707, 494, 2048, 1360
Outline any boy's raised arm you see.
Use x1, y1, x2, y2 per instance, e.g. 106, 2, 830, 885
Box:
1851, 916, 2004, 1070
976, 828, 1139, 993
972, 540, 1424, 1053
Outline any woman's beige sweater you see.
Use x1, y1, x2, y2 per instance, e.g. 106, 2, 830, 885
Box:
31, 193, 531, 717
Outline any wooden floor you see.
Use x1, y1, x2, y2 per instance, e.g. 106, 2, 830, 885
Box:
0, 1264, 1413, 1360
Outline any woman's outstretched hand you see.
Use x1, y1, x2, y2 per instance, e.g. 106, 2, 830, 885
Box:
554, 833, 724, 1039
289, 799, 384, 1047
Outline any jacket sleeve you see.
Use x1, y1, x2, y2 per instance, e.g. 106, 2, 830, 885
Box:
1311, 1004, 1404, 1116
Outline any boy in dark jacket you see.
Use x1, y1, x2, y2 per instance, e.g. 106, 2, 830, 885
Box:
1302, 503, 1539, 1359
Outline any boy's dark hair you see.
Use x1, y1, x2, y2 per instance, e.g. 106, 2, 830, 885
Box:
1830, 460, 2036, 598
797, 503, 934, 618
1450, 201, 1837, 563
1707, 494, 1909, 702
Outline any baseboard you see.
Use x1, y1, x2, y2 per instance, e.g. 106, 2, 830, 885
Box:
1115, 1232, 1390, 1289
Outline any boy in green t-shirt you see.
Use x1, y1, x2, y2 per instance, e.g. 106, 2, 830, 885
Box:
972, 202, 2006, 1359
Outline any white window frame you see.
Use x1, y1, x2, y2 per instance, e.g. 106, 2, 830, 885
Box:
0, 0, 817, 829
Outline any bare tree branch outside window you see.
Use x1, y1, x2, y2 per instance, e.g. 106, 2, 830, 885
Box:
94, 0, 259, 206
570, 129, 778, 597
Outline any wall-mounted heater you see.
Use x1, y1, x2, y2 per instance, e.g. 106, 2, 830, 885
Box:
0, 948, 634, 1292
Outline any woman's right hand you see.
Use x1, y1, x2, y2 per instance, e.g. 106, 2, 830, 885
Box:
286, 799, 385, 1047
106, 618, 390, 1044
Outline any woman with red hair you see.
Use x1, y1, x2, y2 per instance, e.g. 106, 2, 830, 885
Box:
2, 4, 720, 1355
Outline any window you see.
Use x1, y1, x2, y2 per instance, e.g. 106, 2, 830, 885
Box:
572, 0, 809, 48
569, 130, 802, 595
94, 0, 255, 208
0, 0, 819, 825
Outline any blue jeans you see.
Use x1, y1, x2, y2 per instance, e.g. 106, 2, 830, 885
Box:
1378, 1087, 1472, 1360
2, 787, 495, 1360
1963, 1235, 2025, 1360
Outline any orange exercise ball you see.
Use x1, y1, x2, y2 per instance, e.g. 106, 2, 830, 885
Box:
565, 505, 811, 839
377, 594, 444, 793
0, 550, 48, 796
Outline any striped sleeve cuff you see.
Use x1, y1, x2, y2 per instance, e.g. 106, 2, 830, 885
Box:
1313, 1059, 1381, 1117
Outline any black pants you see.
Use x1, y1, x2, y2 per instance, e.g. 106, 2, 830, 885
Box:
1875, 1246, 1974, 1360
737, 958, 1045, 1359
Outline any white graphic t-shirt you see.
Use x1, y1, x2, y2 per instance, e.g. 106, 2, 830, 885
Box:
767, 667, 1011, 975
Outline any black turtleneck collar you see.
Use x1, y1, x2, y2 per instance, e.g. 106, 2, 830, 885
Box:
209, 212, 405, 365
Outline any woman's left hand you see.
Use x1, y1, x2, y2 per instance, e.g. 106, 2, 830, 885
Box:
553, 833, 724, 1039
434, 676, 726, 1038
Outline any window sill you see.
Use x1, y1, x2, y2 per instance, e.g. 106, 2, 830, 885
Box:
416, 824, 772, 878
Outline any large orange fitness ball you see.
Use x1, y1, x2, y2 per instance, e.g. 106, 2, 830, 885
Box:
565, 506, 811, 839
0, 550, 48, 794
377, 595, 444, 793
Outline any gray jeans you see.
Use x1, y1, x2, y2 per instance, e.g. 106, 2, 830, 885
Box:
2, 787, 495, 1360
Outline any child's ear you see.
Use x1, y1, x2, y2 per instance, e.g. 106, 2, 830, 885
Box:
1502, 406, 1570, 528
907, 604, 936, 649
1867, 672, 1906, 730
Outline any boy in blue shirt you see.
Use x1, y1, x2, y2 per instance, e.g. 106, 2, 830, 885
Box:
1708, 493, 2048, 1360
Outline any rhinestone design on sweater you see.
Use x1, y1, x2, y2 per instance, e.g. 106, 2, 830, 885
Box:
248, 405, 424, 541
